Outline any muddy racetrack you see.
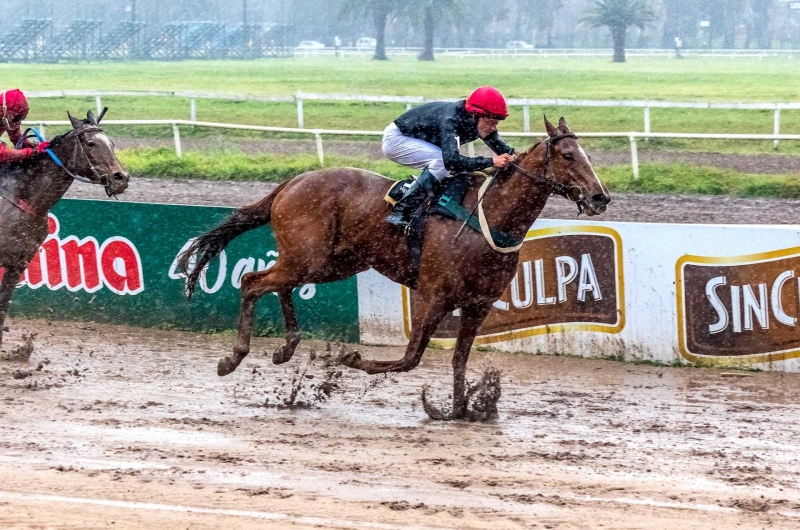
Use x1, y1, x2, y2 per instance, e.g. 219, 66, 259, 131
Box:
2, 319, 800, 529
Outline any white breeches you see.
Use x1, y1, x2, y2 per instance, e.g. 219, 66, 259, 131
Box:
381, 122, 450, 180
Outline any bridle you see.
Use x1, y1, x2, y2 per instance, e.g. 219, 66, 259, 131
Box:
19, 125, 116, 197
508, 132, 588, 215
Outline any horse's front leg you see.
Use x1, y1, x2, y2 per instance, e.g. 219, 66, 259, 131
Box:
341, 294, 447, 374
0, 267, 23, 347
452, 302, 493, 420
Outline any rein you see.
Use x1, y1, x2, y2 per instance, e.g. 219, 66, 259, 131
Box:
508, 132, 587, 215
453, 132, 587, 249
20, 127, 113, 195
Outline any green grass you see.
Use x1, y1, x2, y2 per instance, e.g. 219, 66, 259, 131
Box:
118, 148, 412, 182
5, 56, 800, 156
4, 56, 799, 100
600, 163, 800, 198
119, 148, 800, 199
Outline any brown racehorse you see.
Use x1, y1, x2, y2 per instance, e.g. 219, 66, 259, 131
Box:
0, 110, 129, 346
179, 117, 610, 419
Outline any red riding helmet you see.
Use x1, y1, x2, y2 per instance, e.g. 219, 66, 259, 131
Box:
1, 89, 29, 129
465, 86, 508, 120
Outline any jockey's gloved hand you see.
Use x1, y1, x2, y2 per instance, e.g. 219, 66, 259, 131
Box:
492, 153, 515, 169
34, 141, 50, 154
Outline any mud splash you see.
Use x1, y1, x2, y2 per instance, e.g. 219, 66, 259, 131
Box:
267, 347, 344, 408
422, 367, 502, 422
0, 333, 36, 362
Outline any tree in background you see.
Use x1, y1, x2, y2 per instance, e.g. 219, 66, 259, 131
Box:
582, 0, 655, 62
748, 0, 775, 49
520, 0, 565, 48
340, 0, 396, 60
404, 0, 467, 61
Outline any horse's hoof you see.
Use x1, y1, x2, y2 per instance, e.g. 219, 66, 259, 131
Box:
339, 350, 362, 369
217, 356, 238, 377
272, 345, 294, 365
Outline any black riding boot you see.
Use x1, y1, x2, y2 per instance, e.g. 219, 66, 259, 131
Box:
386, 168, 440, 228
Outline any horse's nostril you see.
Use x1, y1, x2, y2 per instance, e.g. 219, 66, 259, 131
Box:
591, 193, 607, 204
113, 172, 127, 182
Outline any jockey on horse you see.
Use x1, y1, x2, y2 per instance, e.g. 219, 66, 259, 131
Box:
0, 89, 49, 164
382, 86, 517, 228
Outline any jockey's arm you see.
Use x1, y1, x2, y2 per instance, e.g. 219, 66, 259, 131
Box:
482, 130, 515, 156
5, 125, 34, 149
0, 142, 33, 163
440, 121, 495, 173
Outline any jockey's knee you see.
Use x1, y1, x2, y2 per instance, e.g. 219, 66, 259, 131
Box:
427, 160, 449, 181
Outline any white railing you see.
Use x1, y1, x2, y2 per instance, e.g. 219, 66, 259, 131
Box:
26, 118, 800, 180
293, 47, 800, 59
27, 89, 798, 148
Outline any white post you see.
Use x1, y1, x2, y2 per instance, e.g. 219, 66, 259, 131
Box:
467, 142, 476, 158
523, 104, 530, 133
173, 123, 182, 158
644, 105, 651, 141
406, 103, 412, 111
629, 135, 639, 179
38, 123, 46, 139
315, 131, 324, 166
95, 95, 102, 115
297, 91, 305, 129
190, 98, 196, 122
774, 108, 781, 149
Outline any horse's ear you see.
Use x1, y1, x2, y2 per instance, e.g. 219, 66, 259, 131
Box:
87, 109, 97, 126
97, 106, 108, 124
558, 117, 572, 134
67, 111, 82, 129
544, 115, 558, 137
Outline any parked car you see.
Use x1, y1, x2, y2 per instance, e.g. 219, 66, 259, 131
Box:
297, 40, 325, 50
356, 37, 377, 49
506, 41, 534, 49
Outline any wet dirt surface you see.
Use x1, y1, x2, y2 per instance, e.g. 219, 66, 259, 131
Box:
2, 319, 800, 528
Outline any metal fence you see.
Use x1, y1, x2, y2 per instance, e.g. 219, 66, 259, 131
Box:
25, 118, 800, 180
28, 89, 800, 149
295, 47, 800, 59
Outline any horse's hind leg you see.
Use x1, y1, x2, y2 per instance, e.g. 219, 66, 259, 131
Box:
0, 267, 22, 346
218, 265, 303, 376
272, 289, 300, 365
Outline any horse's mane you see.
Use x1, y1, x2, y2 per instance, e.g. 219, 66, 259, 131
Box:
493, 139, 544, 180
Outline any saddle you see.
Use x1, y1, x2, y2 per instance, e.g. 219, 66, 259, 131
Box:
385, 172, 522, 274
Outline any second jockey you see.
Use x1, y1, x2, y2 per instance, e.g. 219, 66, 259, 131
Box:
0, 88, 49, 164
382, 86, 517, 228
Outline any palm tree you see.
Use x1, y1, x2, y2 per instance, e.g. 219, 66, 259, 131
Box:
582, 0, 655, 62
404, 0, 467, 61
340, 0, 396, 60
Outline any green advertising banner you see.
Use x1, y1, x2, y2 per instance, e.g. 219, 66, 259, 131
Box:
7, 199, 359, 342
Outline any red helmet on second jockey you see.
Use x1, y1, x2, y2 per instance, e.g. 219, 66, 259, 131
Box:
465, 86, 508, 120
1, 89, 29, 130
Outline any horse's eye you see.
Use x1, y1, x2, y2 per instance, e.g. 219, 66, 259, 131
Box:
88, 141, 96, 147
563, 153, 574, 161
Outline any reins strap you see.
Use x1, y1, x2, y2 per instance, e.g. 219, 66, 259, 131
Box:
476, 176, 523, 254
23, 127, 104, 186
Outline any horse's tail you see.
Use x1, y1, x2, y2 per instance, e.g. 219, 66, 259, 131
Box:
178, 180, 289, 298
